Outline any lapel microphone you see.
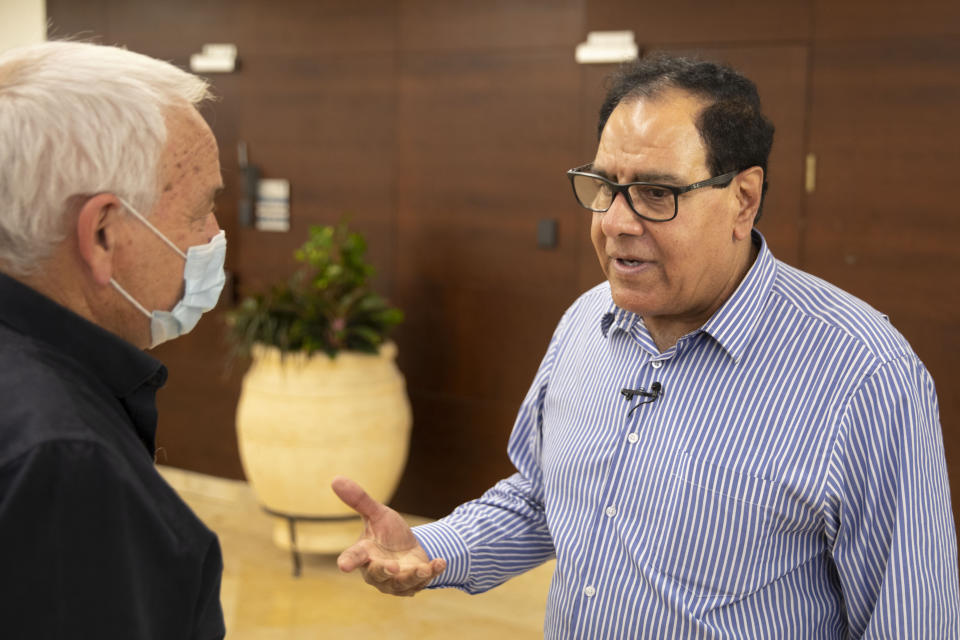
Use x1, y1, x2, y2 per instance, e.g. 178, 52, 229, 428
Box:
621, 381, 662, 415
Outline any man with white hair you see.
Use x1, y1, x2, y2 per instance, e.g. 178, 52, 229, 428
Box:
0, 41, 227, 637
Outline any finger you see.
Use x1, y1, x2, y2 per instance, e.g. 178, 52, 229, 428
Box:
369, 575, 429, 597
362, 570, 388, 587
430, 557, 447, 576
389, 566, 431, 591
415, 565, 432, 580
397, 576, 434, 597
336, 544, 370, 573
363, 559, 400, 584
363, 568, 397, 587
331, 476, 388, 521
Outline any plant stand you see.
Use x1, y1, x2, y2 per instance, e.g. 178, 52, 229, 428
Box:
262, 506, 362, 577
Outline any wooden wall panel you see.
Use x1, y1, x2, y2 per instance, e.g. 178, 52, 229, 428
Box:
587, 0, 812, 45
806, 38, 960, 510
391, 46, 583, 514
814, 0, 960, 40
396, 51, 582, 296
46, 0, 401, 480
392, 3, 584, 512
392, 392, 523, 516
227, 52, 398, 295
44, 0, 959, 528
391, 287, 571, 515
399, 0, 583, 51
151, 310, 246, 478
45, 0, 107, 39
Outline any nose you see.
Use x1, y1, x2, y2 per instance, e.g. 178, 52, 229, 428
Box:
600, 191, 646, 238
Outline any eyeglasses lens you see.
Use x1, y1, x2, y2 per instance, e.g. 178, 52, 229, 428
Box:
572, 175, 611, 211
573, 175, 676, 220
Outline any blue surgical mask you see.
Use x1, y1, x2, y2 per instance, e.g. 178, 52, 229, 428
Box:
110, 198, 227, 348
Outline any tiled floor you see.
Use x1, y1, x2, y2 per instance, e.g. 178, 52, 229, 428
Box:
158, 466, 553, 639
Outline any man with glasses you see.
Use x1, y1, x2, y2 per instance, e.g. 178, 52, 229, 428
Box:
334, 54, 959, 638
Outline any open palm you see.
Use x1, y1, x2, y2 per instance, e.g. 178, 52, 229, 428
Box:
332, 476, 446, 597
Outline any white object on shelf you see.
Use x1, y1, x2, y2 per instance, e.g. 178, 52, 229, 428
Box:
190, 43, 238, 73
255, 178, 290, 232
575, 31, 639, 64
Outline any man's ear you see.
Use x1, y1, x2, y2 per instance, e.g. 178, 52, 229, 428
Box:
732, 166, 764, 241
76, 193, 124, 286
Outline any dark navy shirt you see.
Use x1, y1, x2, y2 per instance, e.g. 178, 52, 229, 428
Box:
0, 272, 225, 639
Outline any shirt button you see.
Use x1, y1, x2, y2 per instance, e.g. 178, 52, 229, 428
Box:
605, 506, 617, 517
627, 433, 639, 444
584, 586, 596, 597
651, 360, 663, 369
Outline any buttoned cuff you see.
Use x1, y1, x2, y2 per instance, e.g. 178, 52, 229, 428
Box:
412, 520, 471, 589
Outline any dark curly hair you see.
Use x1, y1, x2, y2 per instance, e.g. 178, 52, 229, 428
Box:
598, 54, 775, 222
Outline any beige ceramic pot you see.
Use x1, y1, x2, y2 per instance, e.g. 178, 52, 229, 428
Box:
236, 341, 411, 553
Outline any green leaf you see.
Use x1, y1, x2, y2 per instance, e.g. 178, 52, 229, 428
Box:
225, 214, 403, 359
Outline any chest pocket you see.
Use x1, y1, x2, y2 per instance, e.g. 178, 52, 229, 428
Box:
651, 452, 777, 599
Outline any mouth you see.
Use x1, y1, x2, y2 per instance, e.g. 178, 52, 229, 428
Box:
610, 255, 654, 275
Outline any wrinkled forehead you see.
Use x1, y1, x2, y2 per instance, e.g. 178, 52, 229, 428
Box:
157, 105, 221, 203
148, 103, 223, 218
161, 106, 218, 174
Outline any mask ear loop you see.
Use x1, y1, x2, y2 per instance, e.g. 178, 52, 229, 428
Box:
116, 197, 187, 260
109, 279, 152, 319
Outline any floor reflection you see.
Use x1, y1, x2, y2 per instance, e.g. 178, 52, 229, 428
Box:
158, 466, 553, 639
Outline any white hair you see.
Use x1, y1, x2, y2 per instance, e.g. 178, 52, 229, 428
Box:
0, 40, 212, 275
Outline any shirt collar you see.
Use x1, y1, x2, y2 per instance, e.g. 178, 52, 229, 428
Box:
699, 230, 777, 362
0, 271, 166, 398
599, 229, 777, 362
600, 303, 640, 339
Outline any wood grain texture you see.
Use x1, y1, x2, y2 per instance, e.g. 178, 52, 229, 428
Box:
399, 0, 583, 52
391, 391, 527, 516
46, 0, 401, 482
390, 47, 584, 511
587, 0, 812, 46
814, 0, 960, 40
396, 50, 582, 296
151, 309, 247, 479
43, 1, 959, 526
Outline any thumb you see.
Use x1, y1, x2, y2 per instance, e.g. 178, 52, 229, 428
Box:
331, 475, 386, 521
337, 542, 371, 573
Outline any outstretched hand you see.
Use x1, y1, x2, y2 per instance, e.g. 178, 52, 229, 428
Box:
331, 476, 446, 597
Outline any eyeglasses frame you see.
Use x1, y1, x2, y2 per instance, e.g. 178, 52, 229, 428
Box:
566, 163, 740, 222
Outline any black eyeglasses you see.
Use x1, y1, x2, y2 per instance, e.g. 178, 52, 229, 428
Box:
566, 163, 739, 222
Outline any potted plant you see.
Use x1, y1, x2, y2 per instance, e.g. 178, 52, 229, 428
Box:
228, 221, 410, 557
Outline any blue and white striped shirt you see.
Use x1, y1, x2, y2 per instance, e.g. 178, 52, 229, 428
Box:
413, 232, 960, 638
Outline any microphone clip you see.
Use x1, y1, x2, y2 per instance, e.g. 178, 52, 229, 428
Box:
621, 381, 662, 415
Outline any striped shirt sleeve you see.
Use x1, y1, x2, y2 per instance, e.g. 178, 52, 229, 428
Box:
411, 304, 577, 594
826, 354, 960, 638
